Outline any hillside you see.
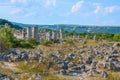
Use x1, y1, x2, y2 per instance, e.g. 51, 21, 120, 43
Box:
0, 18, 22, 29
1, 18, 120, 33
13, 22, 120, 34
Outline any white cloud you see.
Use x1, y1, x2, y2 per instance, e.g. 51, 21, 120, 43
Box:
24, 12, 36, 17
94, 5, 101, 14
10, 0, 27, 4
11, 0, 16, 3
93, 4, 119, 14
104, 6, 119, 13
10, 8, 22, 15
71, 1, 84, 13
44, 0, 56, 7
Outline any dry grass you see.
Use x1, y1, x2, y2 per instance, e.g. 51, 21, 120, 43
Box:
15, 61, 67, 80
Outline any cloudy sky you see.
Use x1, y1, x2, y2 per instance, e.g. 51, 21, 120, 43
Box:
0, 0, 120, 25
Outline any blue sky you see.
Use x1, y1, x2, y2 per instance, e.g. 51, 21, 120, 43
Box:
0, 0, 120, 25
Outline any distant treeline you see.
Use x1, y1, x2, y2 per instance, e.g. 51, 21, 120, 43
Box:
39, 28, 120, 42
66, 31, 120, 41
0, 18, 22, 29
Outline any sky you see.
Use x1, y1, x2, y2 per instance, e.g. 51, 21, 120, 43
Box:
0, 0, 120, 25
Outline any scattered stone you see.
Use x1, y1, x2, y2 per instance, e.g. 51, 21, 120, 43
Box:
86, 57, 92, 64
29, 73, 44, 80
0, 43, 120, 79
113, 42, 120, 47
88, 69, 94, 77
62, 62, 68, 69
0, 74, 14, 80
60, 69, 66, 75
109, 62, 117, 71
101, 71, 108, 78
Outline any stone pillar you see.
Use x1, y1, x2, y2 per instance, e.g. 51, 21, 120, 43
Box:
56, 32, 60, 39
93, 35, 96, 41
52, 31, 57, 40
73, 35, 75, 40
22, 28, 26, 39
85, 35, 89, 40
26, 27, 32, 38
78, 35, 80, 40
46, 32, 52, 41
60, 28, 64, 39
39, 37, 43, 43
32, 26, 39, 40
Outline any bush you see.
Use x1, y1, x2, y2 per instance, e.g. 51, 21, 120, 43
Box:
51, 39, 59, 43
27, 38, 39, 46
65, 39, 73, 44
83, 40, 87, 44
0, 25, 16, 48
19, 41, 33, 48
113, 34, 120, 41
42, 40, 51, 46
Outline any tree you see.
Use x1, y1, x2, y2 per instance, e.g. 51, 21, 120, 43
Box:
0, 18, 22, 29
0, 25, 16, 48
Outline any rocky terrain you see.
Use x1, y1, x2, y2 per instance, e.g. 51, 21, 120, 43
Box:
0, 41, 120, 80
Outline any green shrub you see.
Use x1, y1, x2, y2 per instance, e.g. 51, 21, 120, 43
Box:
42, 40, 51, 46
19, 41, 33, 48
83, 40, 87, 44
65, 39, 73, 44
113, 34, 120, 41
27, 38, 39, 46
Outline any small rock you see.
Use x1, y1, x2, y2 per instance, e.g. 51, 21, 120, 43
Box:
101, 71, 108, 78
60, 69, 66, 75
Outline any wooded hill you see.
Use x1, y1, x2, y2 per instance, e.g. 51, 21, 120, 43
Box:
0, 18, 22, 29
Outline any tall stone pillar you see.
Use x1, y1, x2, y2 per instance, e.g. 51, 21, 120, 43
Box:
46, 32, 52, 41
52, 31, 57, 40
32, 26, 39, 40
93, 35, 97, 41
22, 28, 26, 39
26, 27, 32, 38
60, 28, 64, 39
